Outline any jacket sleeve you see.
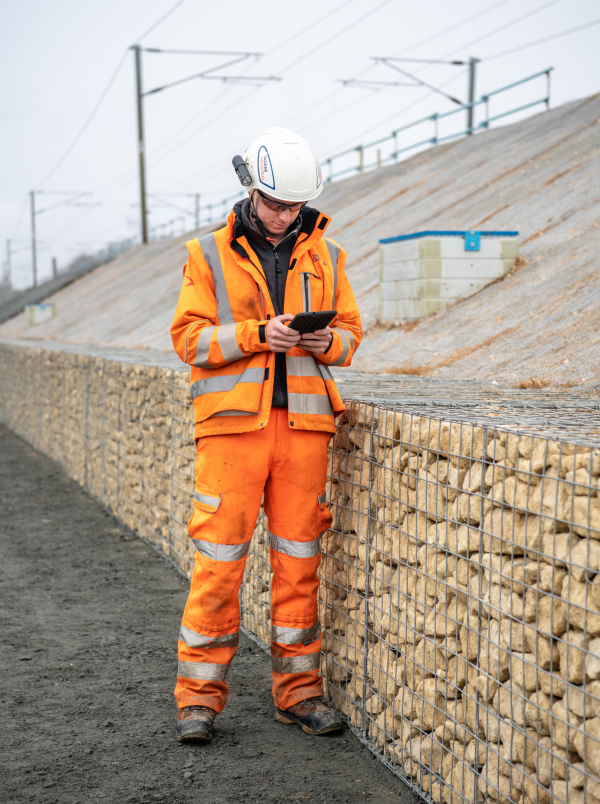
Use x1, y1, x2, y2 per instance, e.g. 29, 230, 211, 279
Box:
170, 245, 270, 368
317, 243, 362, 368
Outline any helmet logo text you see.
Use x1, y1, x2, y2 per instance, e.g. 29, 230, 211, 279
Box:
257, 145, 275, 190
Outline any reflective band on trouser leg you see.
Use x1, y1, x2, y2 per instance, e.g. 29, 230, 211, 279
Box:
179, 625, 240, 649
270, 637, 323, 710
194, 490, 222, 509
271, 652, 321, 674
268, 530, 322, 558
175, 639, 240, 712
271, 619, 320, 646
192, 538, 251, 561
178, 660, 231, 681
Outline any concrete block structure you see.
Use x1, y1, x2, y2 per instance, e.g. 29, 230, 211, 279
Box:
25, 303, 55, 326
379, 230, 519, 322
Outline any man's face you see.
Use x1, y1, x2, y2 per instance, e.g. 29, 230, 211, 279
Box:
251, 190, 303, 237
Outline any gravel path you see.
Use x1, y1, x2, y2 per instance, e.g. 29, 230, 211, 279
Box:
0, 425, 420, 804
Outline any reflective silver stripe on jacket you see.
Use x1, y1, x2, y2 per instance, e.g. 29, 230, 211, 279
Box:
286, 355, 321, 378
329, 327, 354, 367
300, 273, 311, 312
190, 366, 264, 400
179, 625, 240, 649
212, 409, 257, 417
318, 364, 334, 382
192, 539, 252, 562
317, 492, 327, 507
193, 325, 218, 368
194, 490, 222, 509
268, 530, 322, 558
287, 355, 333, 384
177, 660, 230, 681
271, 620, 321, 645
216, 321, 244, 363
199, 233, 235, 325
325, 238, 341, 302
271, 652, 321, 674
288, 393, 334, 416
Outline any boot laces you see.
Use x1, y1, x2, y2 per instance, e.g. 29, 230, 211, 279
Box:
300, 696, 325, 707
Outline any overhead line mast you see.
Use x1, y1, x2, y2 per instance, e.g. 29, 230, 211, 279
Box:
130, 46, 280, 244
369, 56, 480, 134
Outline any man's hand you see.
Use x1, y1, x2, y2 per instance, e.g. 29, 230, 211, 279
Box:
266, 314, 301, 353
300, 328, 332, 355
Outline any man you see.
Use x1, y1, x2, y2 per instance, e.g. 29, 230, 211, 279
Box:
170, 127, 362, 742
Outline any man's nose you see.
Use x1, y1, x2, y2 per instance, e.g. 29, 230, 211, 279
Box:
277, 208, 293, 223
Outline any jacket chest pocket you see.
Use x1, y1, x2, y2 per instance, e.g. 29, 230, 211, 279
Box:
299, 271, 324, 312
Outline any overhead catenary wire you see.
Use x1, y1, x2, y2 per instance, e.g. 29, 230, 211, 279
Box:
10, 196, 30, 239
486, 16, 600, 60
278, 0, 396, 74
34, 50, 130, 189
266, 0, 359, 55
441, 0, 564, 55
135, 0, 187, 42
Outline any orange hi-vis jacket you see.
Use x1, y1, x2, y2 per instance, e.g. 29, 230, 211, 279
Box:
170, 205, 362, 438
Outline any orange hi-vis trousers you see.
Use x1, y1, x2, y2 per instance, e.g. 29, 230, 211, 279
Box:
175, 408, 332, 713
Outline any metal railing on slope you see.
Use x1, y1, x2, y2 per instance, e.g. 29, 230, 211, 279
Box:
323, 68, 553, 183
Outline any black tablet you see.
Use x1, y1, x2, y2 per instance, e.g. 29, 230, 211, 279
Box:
288, 311, 337, 334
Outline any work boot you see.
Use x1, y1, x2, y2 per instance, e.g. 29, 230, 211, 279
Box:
276, 696, 343, 735
175, 705, 216, 742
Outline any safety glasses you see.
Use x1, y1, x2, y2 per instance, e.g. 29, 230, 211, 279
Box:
256, 189, 306, 213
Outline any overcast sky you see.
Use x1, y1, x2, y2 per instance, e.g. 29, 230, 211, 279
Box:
1, 0, 599, 288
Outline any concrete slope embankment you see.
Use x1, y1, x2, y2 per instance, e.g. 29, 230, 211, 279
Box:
1, 93, 598, 388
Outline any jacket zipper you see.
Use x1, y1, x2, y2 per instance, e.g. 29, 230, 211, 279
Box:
274, 251, 283, 314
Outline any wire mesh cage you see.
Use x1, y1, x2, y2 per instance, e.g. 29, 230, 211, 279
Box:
313, 401, 600, 804
3, 342, 600, 804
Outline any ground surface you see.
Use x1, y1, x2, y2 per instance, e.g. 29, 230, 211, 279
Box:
0, 424, 419, 804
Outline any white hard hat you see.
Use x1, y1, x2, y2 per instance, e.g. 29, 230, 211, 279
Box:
241, 127, 323, 203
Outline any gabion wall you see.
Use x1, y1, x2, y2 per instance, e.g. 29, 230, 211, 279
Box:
2, 341, 600, 804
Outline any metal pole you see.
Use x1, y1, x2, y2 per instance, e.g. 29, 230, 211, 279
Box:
358, 145, 364, 173
133, 45, 148, 244
194, 193, 200, 229
30, 191, 37, 288
546, 70, 551, 110
467, 57, 479, 134
52, 257, 57, 278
